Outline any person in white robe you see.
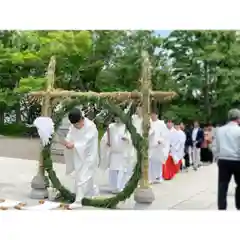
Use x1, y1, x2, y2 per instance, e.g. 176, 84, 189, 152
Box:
127, 106, 143, 180
63, 108, 99, 209
175, 122, 187, 170
169, 123, 182, 168
100, 117, 133, 194
132, 106, 143, 136
148, 111, 170, 183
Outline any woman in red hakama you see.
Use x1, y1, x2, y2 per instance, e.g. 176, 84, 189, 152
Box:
162, 120, 183, 180
175, 122, 187, 173
162, 155, 183, 180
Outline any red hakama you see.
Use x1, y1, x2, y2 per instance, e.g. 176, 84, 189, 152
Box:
163, 156, 183, 180
175, 160, 182, 173
162, 155, 177, 180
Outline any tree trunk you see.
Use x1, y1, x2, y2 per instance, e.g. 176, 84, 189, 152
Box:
0, 110, 4, 124
203, 62, 211, 122
15, 102, 21, 123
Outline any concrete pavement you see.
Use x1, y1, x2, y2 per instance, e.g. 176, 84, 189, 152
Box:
0, 156, 236, 210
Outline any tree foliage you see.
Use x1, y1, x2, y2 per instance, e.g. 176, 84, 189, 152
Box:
0, 30, 239, 126
163, 30, 240, 123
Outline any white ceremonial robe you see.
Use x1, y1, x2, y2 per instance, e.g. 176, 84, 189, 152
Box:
100, 123, 133, 193
178, 129, 186, 167
169, 128, 182, 164
132, 114, 143, 136
148, 119, 169, 183
64, 118, 99, 206
99, 131, 111, 171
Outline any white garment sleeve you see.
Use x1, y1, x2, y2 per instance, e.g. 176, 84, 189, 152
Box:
65, 125, 73, 142
64, 126, 75, 175
99, 131, 111, 170
158, 136, 165, 145
159, 123, 170, 146
149, 127, 154, 136
122, 130, 131, 144
74, 126, 98, 162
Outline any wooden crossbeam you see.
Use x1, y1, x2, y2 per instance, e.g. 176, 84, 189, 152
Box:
29, 51, 176, 202
29, 90, 176, 101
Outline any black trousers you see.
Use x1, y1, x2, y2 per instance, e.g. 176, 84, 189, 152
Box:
218, 159, 240, 210
184, 153, 190, 168
201, 148, 213, 163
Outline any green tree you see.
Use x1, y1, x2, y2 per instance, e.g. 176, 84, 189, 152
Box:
163, 30, 239, 123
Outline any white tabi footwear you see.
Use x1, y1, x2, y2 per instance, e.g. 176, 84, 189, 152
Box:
67, 202, 83, 210
154, 178, 164, 184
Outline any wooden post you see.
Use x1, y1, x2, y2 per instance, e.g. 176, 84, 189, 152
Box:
140, 51, 152, 188
30, 56, 56, 199
41, 56, 56, 116
134, 51, 155, 203
39, 56, 56, 173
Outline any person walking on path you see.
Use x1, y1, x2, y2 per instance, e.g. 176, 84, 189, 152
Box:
212, 109, 240, 210
189, 121, 204, 170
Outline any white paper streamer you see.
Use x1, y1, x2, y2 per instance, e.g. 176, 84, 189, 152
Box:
0, 200, 22, 208
33, 117, 55, 146
20, 201, 61, 210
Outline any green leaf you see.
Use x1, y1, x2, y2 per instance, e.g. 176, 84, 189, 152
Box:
15, 76, 46, 93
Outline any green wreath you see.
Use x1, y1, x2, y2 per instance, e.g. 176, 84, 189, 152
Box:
41, 97, 144, 209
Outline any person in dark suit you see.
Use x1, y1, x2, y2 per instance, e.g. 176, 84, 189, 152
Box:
181, 123, 192, 168
188, 121, 204, 170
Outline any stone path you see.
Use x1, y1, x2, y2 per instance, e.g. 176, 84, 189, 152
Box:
0, 136, 64, 163
0, 156, 237, 210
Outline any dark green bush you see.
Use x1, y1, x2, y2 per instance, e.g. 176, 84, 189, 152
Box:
0, 122, 104, 138
0, 123, 38, 137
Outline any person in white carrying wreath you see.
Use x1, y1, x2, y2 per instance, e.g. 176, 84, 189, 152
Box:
148, 110, 170, 184
64, 108, 99, 209
100, 117, 133, 194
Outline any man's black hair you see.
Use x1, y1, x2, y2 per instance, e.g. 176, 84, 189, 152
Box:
68, 108, 84, 124
151, 106, 158, 114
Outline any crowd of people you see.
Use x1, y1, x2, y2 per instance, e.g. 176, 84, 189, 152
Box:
124, 107, 216, 184
183, 121, 216, 168
63, 106, 240, 210
95, 106, 217, 197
